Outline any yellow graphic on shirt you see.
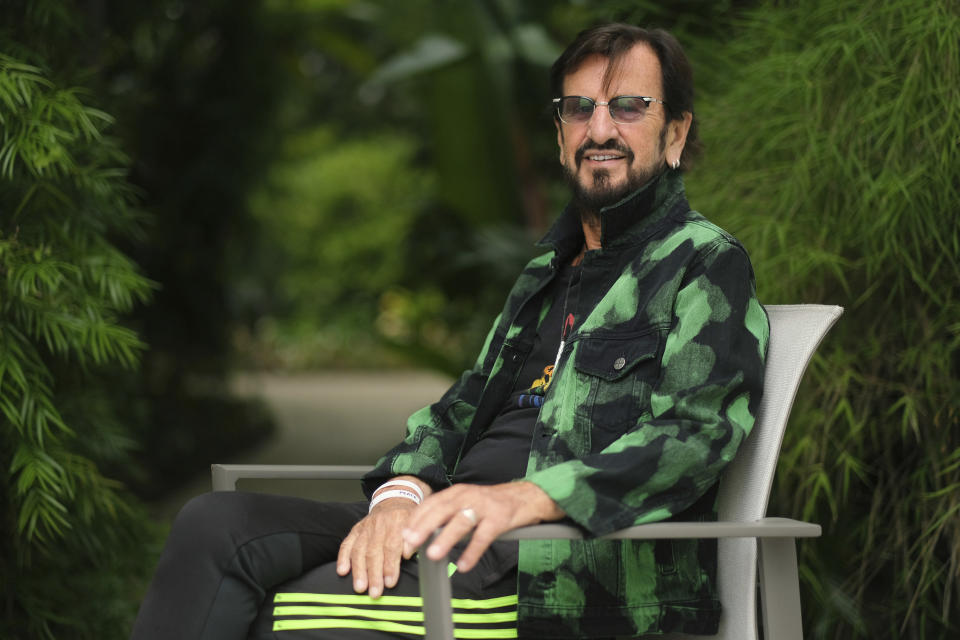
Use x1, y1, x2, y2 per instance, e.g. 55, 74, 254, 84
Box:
516, 365, 555, 410
529, 365, 555, 393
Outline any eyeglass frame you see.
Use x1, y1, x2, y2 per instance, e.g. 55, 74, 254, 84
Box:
552, 95, 667, 125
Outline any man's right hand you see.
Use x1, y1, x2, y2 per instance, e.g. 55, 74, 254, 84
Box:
337, 478, 428, 598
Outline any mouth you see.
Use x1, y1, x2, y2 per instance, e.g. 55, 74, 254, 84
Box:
583, 152, 626, 163
573, 141, 633, 170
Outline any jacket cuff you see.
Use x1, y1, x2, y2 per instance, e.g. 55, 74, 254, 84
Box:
524, 462, 597, 530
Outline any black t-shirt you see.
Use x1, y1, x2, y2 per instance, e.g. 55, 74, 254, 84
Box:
451, 264, 582, 485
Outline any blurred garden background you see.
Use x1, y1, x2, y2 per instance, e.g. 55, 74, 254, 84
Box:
1, 0, 957, 637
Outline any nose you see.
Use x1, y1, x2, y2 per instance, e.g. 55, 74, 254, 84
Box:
585, 101, 619, 142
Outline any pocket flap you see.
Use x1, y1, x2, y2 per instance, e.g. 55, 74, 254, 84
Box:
574, 332, 658, 381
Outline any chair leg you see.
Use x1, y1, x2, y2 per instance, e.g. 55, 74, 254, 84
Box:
418, 533, 455, 640
758, 537, 805, 640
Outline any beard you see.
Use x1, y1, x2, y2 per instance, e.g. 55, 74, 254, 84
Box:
563, 129, 667, 221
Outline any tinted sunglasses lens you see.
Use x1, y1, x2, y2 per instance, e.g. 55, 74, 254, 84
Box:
609, 97, 648, 123
560, 97, 594, 122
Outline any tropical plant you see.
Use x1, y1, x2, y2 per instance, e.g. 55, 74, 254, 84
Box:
686, 0, 960, 637
243, 127, 439, 367
0, 49, 158, 638
233, 0, 563, 373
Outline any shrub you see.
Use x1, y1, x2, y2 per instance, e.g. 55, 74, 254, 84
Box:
0, 53, 157, 638
688, 0, 960, 636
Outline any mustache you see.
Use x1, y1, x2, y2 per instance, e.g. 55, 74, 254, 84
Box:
574, 139, 634, 166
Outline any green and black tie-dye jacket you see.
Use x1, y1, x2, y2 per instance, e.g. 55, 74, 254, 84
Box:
364, 170, 769, 638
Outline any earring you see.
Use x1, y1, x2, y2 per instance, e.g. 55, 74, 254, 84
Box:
672, 159, 680, 170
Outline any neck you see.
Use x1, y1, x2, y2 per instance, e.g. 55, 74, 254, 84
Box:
580, 216, 602, 252
576, 172, 666, 251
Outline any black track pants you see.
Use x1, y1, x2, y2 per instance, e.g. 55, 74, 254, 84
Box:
130, 491, 517, 640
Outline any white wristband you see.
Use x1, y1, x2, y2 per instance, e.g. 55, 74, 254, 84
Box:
368, 489, 420, 512
374, 479, 425, 502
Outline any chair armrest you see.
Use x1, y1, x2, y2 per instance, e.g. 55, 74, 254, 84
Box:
209, 463, 820, 539
210, 464, 373, 491
499, 517, 820, 541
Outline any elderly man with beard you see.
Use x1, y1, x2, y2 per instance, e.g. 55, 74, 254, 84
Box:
131, 23, 768, 640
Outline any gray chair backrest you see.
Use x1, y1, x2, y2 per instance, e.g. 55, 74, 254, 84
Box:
672, 304, 843, 640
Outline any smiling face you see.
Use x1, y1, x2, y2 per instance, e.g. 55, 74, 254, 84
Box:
556, 43, 690, 215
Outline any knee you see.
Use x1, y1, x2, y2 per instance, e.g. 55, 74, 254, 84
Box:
167, 491, 250, 557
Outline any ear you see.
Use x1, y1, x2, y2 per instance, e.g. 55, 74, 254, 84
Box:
665, 111, 693, 164
555, 119, 565, 166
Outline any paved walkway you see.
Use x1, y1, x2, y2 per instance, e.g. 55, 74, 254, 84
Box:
153, 370, 453, 520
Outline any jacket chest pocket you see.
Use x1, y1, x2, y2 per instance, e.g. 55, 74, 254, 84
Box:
572, 330, 660, 447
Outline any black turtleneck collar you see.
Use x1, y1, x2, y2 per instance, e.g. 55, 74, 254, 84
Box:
538, 169, 689, 261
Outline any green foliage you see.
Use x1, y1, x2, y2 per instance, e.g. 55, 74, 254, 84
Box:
255, 129, 431, 308
243, 127, 435, 366
687, 0, 960, 636
0, 48, 157, 639
232, 0, 559, 372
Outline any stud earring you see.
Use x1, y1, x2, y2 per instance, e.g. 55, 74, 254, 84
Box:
672, 159, 680, 170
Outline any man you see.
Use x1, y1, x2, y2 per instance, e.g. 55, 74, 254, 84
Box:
131, 23, 768, 640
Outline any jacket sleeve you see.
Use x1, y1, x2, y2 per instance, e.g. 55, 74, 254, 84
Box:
361, 314, 501, 498
524, 240, 769, 535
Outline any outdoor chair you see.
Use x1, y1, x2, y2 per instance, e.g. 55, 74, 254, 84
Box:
213, 303, 844, 640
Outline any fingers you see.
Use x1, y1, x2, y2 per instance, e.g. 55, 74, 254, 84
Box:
402, 482, 559, 572
363, 515, 405, 597
362, 535, 384, 597
336, 530, 355, 576
432, 508, 499, 573
337, 501, 416, 597
456, 521, 498, 572
402, 486, 494, 570
424, 507, 479, 562
401, 488, 465, 551
381, 524, 404, 589
353, 557, 369, 594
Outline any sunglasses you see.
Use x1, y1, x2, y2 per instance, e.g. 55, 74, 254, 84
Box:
553, 95, 666, 125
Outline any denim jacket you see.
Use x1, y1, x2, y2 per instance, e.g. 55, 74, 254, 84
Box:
364, 171, 769, 637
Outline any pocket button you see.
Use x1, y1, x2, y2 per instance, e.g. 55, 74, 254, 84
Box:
613, 356, 626, 371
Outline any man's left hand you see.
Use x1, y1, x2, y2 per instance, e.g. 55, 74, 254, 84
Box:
401, 481, 565, 573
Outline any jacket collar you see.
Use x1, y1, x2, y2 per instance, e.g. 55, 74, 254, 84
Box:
538, 169, 689, 260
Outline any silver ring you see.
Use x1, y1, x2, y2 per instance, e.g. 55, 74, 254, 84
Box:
460, 508, 478, 526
